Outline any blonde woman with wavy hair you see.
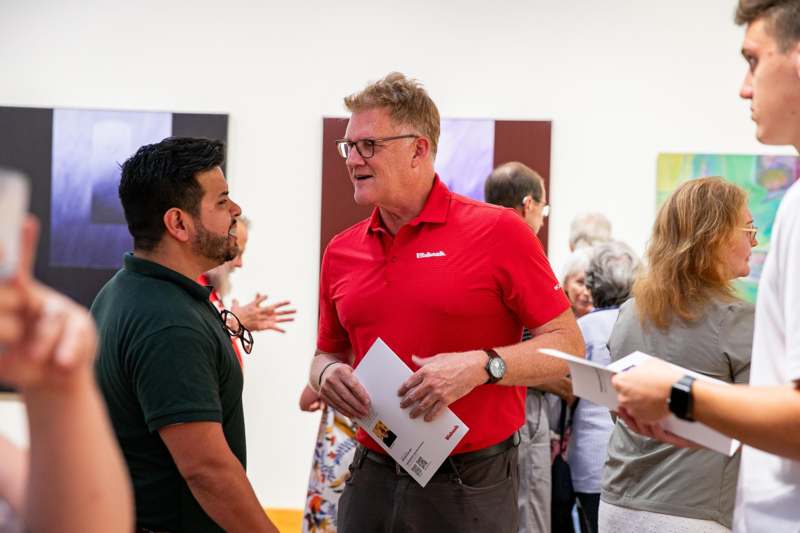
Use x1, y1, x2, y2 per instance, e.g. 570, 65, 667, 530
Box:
598, 177, 757, 533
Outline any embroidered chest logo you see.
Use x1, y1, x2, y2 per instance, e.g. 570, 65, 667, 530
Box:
416, 250, 446, 259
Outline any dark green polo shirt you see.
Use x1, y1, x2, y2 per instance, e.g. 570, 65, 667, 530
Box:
92, 253, 245, 533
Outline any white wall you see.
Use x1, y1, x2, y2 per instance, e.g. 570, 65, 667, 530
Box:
1, 0, 795, 509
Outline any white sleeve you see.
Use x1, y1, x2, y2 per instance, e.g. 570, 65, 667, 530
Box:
778, 185, 800, 381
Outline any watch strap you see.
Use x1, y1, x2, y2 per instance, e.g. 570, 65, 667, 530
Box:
669, 374, 696, 421
484, 348, 503, 384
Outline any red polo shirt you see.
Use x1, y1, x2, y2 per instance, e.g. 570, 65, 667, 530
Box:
317, 176, 569, 454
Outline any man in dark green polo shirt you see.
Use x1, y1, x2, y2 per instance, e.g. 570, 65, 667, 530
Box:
92, 137, 278, 533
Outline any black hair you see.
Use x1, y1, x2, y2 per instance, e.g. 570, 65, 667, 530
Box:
118, 137, 225, 251
484, 162, 544, 208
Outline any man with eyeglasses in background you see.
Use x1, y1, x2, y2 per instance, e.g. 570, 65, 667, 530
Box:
610, 1, 800, 531
485, 161, 550, 236
308, 72, 583, 532
92, 137, 279, 533
484, 161, 562, 533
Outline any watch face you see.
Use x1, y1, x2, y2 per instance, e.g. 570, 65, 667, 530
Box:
489, 357, 506, 378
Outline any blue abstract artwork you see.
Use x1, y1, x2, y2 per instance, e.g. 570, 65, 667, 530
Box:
435, 119, 495, 201
51, 109, 171, 269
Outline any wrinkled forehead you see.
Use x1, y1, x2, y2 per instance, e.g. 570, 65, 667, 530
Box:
345, 106, 401, 139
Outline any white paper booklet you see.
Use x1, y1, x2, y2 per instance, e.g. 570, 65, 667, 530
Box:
539, 348, 740, 456
352, 338, 470, 487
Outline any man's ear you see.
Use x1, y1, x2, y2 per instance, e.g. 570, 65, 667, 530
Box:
410, 136, 432, 167
521, 195, 533, 215
163, 208, 192, 243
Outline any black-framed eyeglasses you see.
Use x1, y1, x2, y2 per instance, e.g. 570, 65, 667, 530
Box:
219, 309, 254, 354
335, 134, 419, 159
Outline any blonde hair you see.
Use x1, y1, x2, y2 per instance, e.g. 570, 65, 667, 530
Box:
634, 177, 748, 329
344, 72, 441, 156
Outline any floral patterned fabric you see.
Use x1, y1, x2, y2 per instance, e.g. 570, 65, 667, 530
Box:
303, 405, 358, 533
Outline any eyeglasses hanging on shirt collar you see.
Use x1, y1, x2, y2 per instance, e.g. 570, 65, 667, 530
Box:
219, 309, 254, 355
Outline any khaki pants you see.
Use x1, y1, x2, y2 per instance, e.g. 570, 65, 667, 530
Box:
517, 388, 552, 533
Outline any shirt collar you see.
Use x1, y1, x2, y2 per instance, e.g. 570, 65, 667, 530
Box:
124, 253, 211, 302
366, 175, 451, 235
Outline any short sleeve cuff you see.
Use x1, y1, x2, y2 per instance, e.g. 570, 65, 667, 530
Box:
317, 336, 350, 355
525, 298, 571, 331
146, 409, 222, 433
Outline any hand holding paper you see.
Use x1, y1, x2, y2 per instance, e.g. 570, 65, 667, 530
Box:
319, 362, 371, 419
612, 357, 683, 422
615, 406, 702, 450
539, 348, 740, 455
354, 339, 469, 487
398, 350, 487, 422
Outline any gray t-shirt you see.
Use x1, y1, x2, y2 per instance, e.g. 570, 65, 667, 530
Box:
601, 297, 753, 529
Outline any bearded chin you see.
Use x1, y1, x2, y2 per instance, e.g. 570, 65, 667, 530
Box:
192, 226, 237, 266
222, 244, 238, 262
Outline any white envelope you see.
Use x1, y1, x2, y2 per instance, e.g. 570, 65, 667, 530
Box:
539, 348, 740, 456
353, 338, 470, 487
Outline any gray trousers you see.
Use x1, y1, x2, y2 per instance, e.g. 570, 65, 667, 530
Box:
338, 444, 519, 532
517, 389, 552, 533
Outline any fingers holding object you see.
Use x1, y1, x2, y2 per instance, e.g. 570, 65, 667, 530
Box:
324, 380, 369, 419
398, 371, 424, 397
323, 370, 370, 418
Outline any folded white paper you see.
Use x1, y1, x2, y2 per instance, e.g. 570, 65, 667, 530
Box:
353, 338, 470, 487
539, 348, 740, 456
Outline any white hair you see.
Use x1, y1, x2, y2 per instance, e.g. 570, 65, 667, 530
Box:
561, 247, 594, 285
569, 212, 612, 251
585, 240, 640, 308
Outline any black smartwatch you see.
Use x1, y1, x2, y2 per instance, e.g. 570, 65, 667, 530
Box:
484, 349, 506, 384
668, 375, 696, 421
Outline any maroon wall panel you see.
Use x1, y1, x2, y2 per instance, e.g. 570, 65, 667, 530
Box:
493, 120, 552, 253
320, 118, 373, 261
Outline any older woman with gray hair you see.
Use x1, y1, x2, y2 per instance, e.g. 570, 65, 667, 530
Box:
561, 247, 595, 319
568, 240, 640, 533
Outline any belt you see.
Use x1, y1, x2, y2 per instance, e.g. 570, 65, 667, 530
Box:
362, 431, 520, 476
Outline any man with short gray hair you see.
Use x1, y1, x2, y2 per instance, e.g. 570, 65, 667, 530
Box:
309, 72, 583, 531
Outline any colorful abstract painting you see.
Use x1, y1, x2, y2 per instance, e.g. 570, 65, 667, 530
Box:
656, 153, 800, 303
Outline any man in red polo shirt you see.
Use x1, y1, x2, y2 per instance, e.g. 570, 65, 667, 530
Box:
309, 72, 584, 532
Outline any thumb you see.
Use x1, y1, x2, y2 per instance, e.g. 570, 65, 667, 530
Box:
411, 354, 430, 367
231, 298, 240, 308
